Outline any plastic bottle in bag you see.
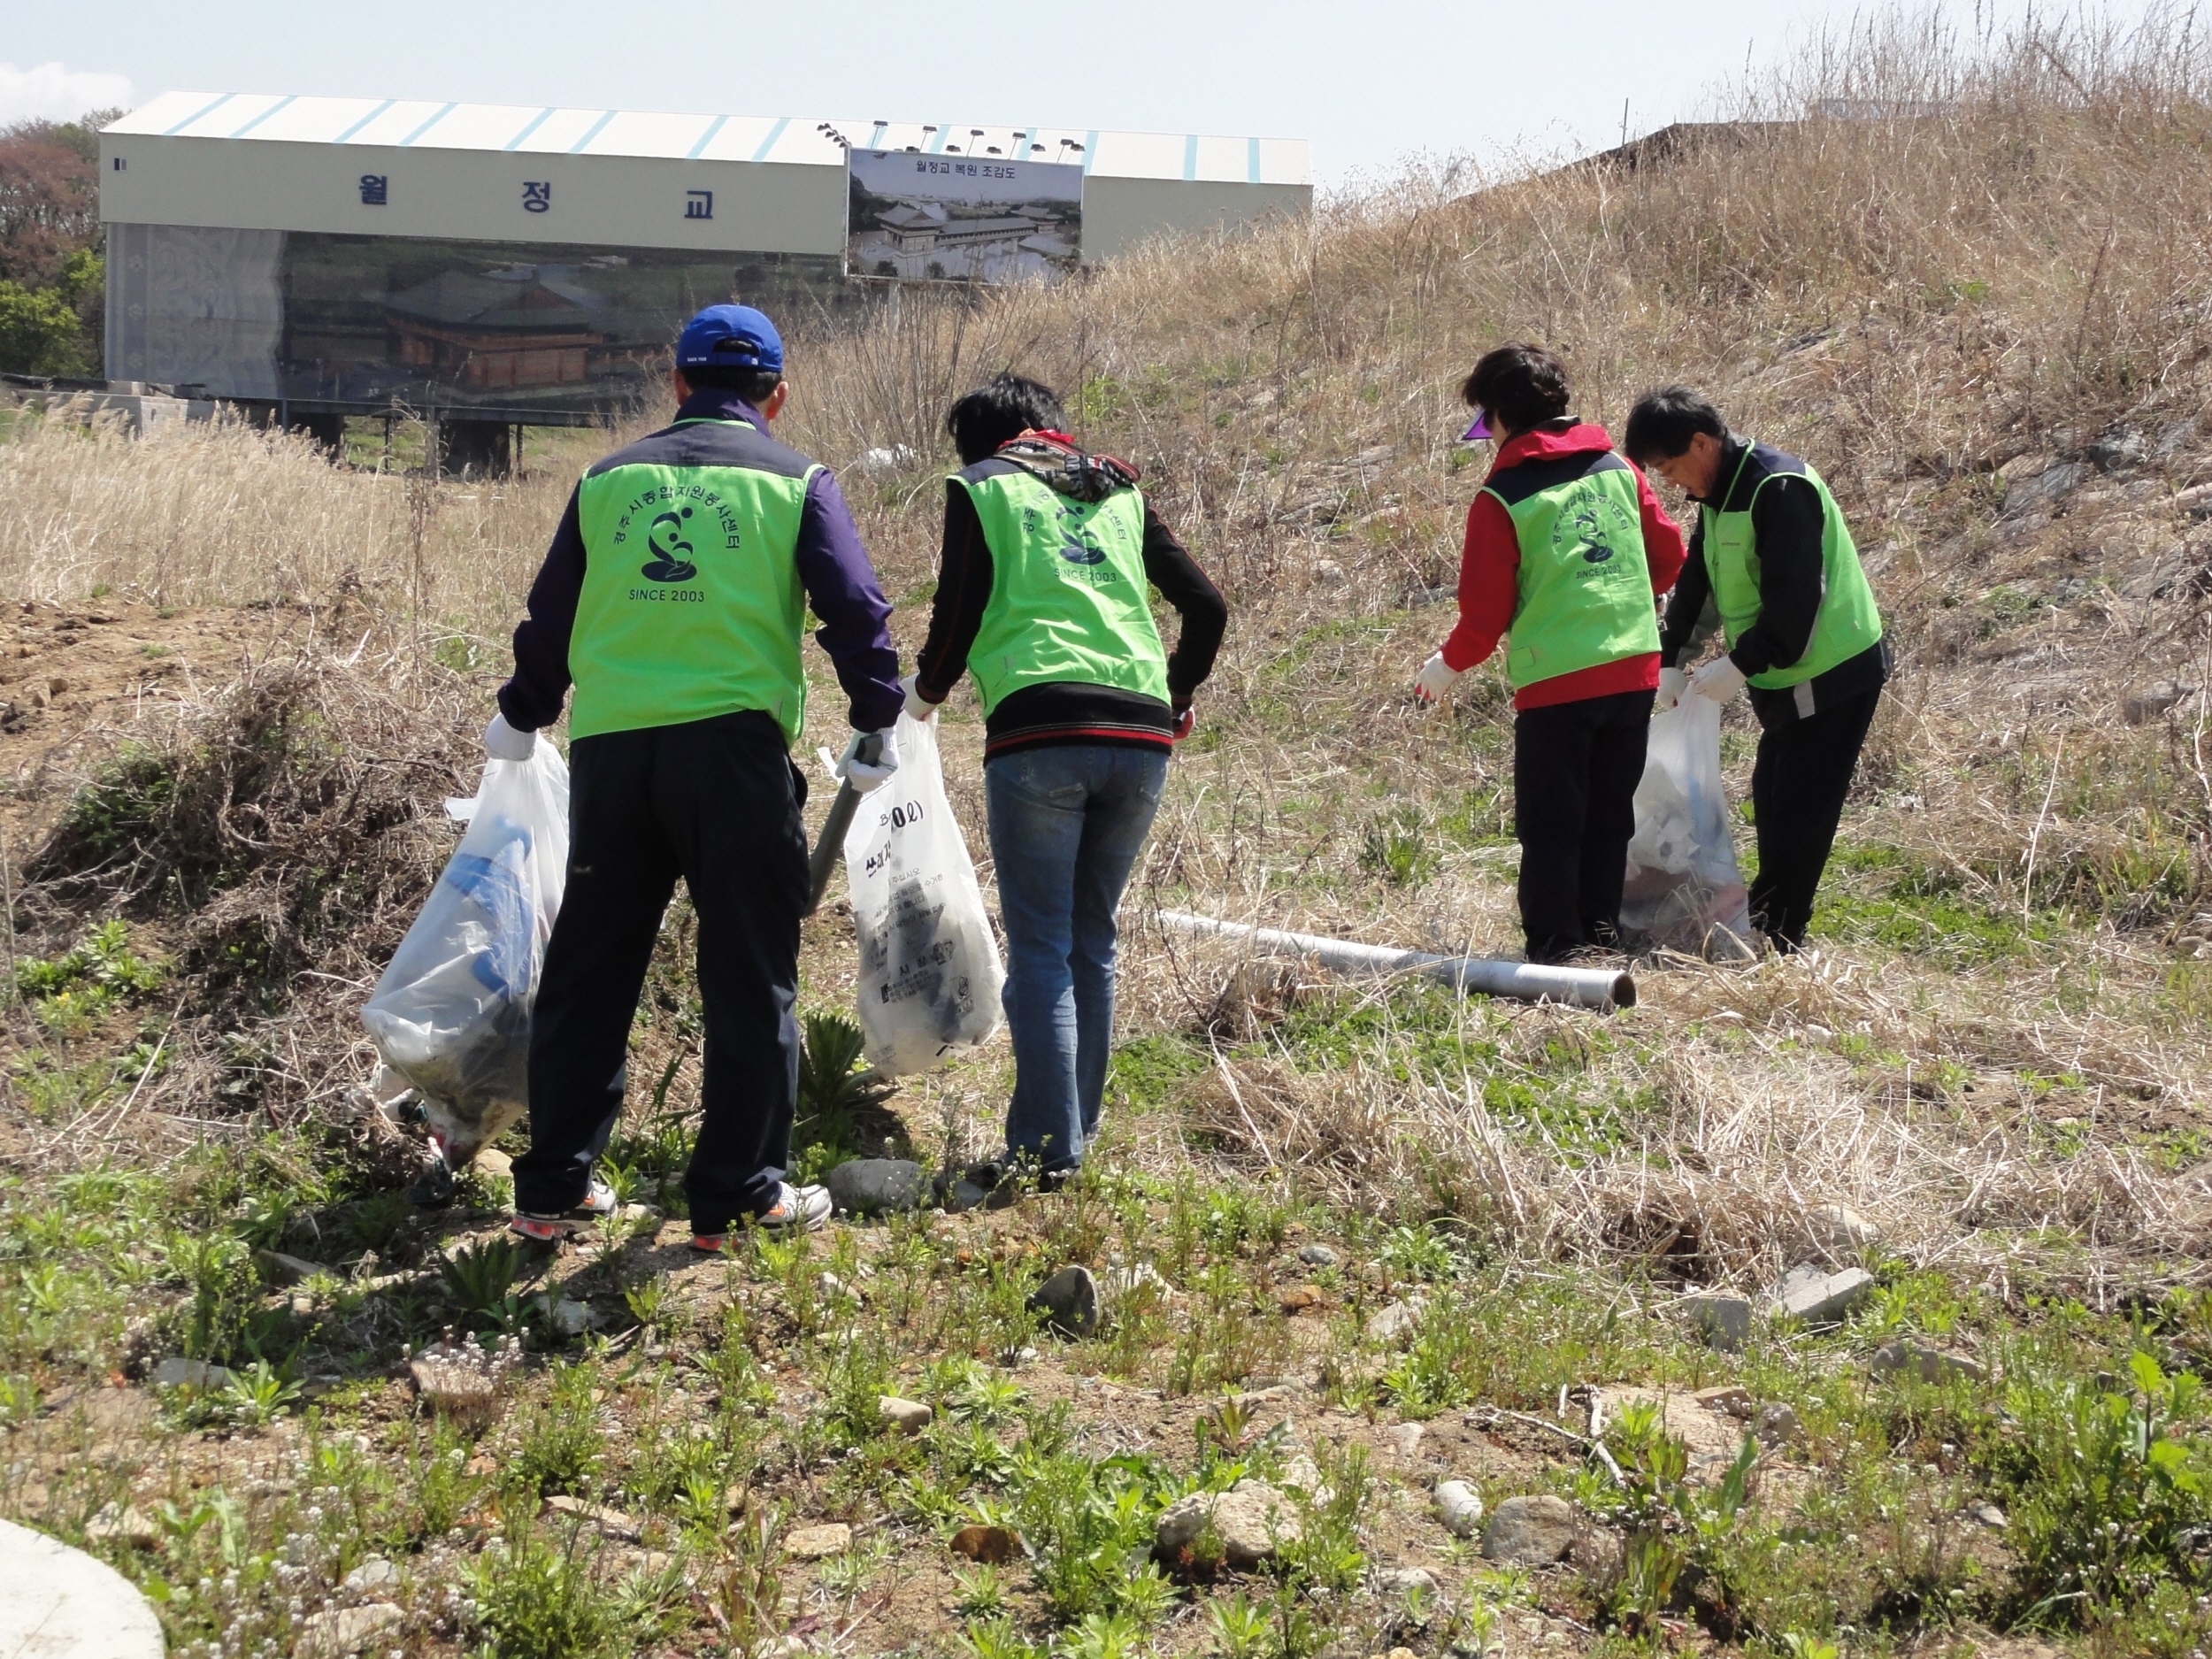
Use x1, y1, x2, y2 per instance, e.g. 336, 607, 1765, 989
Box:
842, 710, 1004, 1075
1622, 695, 1755, 958
361, 743, 570, 1167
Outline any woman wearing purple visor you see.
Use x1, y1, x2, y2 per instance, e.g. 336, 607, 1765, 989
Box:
1413, 344, 1686, 964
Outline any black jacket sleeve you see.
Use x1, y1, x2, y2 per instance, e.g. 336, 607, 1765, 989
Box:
497, 487, 586, 732
1657, 521, 1717, 670
1139, 505, 1226, 707
913, 481, 995, 705
1728, 474, 1828, 676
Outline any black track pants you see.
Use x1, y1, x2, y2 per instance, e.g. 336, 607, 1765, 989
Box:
1747, 687, 1881, 952
1512, 688, 1655, 964
511, 710, 808, 1234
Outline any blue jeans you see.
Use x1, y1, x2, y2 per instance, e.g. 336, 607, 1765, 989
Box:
985, 744, 1169, 1171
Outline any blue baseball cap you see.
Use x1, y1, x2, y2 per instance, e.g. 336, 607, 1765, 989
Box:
675, 303, 784, 374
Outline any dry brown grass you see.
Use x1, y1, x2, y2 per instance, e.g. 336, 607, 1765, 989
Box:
5, 7, 2212, 1295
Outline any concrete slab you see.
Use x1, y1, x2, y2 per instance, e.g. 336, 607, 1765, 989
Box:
0, 1517, 165, 1659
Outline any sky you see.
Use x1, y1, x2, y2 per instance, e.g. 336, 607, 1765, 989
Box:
0, 0, 2170, 182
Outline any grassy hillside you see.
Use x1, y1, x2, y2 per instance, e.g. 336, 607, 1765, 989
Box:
5, 12, 2212, 1657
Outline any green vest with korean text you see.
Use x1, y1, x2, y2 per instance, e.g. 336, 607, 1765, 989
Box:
568, 419, 814, 742
1703, 443, 1883, 689
1482, 451, 1659, 690
956, 463, 1170, 716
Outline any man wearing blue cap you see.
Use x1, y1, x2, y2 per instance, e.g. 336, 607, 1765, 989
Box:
491, 303, 904, 1247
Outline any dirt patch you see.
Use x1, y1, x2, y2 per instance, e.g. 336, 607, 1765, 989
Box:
0, 600, 326, 858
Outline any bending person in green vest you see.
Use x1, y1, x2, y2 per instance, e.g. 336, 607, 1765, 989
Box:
491, 304, 906, 1248
1413, 343, 1688, 964
1624, 386, 1890, 954
906, 373, 1226, 1193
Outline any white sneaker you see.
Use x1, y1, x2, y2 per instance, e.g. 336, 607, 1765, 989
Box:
690, 1182, 830, 1251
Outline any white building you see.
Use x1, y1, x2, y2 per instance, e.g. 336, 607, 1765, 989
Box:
98, 93, 1311, 438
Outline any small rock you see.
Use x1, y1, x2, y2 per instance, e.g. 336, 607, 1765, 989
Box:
2124, 680, 2196, 725
1754, 1402, 1802, 1447
1212, 1480, 1302, 1568
1101, 1262, 1171, 1301
1297, 1242, 1340, 1268
342, 1555, 398, 1593
1693, 1386, 1754, 1420
1378, 1421, 1426, 1463
151, 1357, 235, 1390
785, 1523, 852, 1559
83, 1503, 159, 1548
826, 1158, 928, 1216
544, 1494, 641, 1540
2005, 459, 2091, 513
1313, 560, 1350, 588
1870, 1339, 1988, 1384
1480, 1494, 1578, 1566
942, 1178, 991, 1215
257, 1250, 331, 1284
878, 1395, 933, 1434
1279, 1285, 1325, 1314
1371, 1566, 1439, 1600
1365, 1300, 1421, 1344
1028, 1265, 1100, 1339
1433, 1480, 1484, 1539
298, 1601, 404, 1659
1682, 1293, 1752, 1351
949, 1523, 1018, 1564
1805, 1202, 1883, 1257
472, 1146, 514, 1178
1768, 1264, 1874, 1325
549, 1298, 591, 1338
1970, 1501, 2008, 1530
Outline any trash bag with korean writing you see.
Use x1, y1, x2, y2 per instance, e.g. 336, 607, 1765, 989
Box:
361, 742, 570, 1167
1621, 694, 1756, 959
843, 710, 1004, 1075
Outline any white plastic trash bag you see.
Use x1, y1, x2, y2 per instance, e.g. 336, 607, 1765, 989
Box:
843, 710, 1004, 1076
362, 743, 570, 1167
1622, 695, 1755, 958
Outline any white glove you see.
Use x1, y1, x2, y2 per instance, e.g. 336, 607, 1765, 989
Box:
484, 711, 537, 761
1413, 650, 1462, 703
900, 672, 938, 723
836, 727, 901, 794
1690, 656, 1749, 703
1654, 666, 1687, 714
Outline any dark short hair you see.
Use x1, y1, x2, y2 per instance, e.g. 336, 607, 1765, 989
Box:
681, 363, 786, 404
1461, 343, 1571, 435
1623, 387, 1728, 465
946, 373, 1065, 465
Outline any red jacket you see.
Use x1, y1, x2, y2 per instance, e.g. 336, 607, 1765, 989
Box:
1439, 420, 1687, 710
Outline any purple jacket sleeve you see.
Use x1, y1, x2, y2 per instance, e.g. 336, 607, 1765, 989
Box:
496, 487, 585, 733
796, 468, 904, 732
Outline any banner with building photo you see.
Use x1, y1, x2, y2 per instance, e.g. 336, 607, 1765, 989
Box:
846, 150, 1082, 284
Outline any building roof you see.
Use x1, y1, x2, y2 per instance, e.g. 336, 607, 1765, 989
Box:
104, 93, 1311, 188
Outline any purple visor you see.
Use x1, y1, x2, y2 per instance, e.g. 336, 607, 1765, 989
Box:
1460, 408, 1493, 442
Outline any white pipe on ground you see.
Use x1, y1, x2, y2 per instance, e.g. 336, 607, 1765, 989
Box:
1156, 910, 1635, 1012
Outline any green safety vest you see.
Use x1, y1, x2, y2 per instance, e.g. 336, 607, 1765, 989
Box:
1483, 451, 1659, 690
956, 463, 1170, 716
1704, 444, 1883, 689
568, 419, 814, 742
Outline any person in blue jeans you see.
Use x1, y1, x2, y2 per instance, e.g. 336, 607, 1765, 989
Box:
904, 373, 1226, 1191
